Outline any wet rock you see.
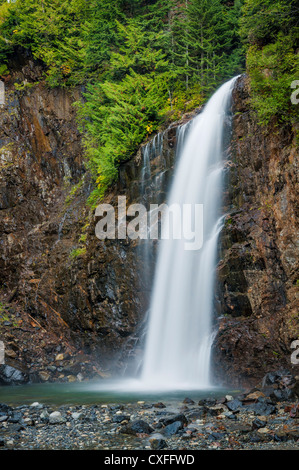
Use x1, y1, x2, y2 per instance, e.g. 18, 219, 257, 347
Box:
252, 417, 267, 430
208, 432, 225, 440
261, 370, 294, 389
0, 403, 13, 414
198, 398, 216, 407
152, 402, 166, 409
8, 412, 22, 424
121, 420, 154, 436
39, 371, 51, 382
49, 411, 66, 425
159, 413, 188, 427
224, 412, 238, 420
40, 410, 49, 422
162, 421, 184, 437
242, 391, 265, 402
246, 400, 276, 416
274, 429, 299, 442
226, 399, 243, 412
30, 402, 43, 409
183, 398, 195, 405
112, 415, 131, 424
71, 412, 83, 421
149, 435, 168, 450
0, 364, 29, 385
206, 404, 228, 416
185, 408, 206, 421
289, 404, 299, 418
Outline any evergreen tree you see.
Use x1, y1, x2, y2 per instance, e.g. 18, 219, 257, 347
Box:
240, 0, 299, 125
76, 20, 170, 202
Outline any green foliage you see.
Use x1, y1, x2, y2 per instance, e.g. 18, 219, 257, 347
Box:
70, 247, 86, 259
241, 0, 299, 125
0, 0, 88, 86
76, 20, 171, 198
0, 0, 245, 198
14, 80, 36, 91
169, 0, 245, 96
0, 62, 8, 76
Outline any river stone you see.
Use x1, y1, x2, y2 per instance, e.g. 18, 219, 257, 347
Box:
30, 402, 43, 409
252, 417, 267, 430
226, 399, 243, 412
0, 403, 12, 414
0, 364, 29, 386
121, 420, 154, 435
185, 408, 206, 421
246, 401, 276, 416
270, 388, 294, 402
149, 436, 168, 449
183, 397, 195, 405
112, 414, 131, 424
49, 411, 66, 424
8, 412, 22, 424
71, 412, 83, 420
162, 421, 184, 436
159, 413, 188, 426
40, 410, 49, 422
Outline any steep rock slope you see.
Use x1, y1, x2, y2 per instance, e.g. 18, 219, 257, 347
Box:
0, 59, 185, 382
213, 75, 299, 387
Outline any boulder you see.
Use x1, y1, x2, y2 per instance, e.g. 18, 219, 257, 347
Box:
121, 420, 154, 435
0, 364, 29, 386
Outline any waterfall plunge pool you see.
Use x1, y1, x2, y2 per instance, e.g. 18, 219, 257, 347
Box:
0, 379, 240, 406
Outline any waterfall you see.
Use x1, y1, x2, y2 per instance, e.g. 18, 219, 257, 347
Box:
140, 77, 238, 390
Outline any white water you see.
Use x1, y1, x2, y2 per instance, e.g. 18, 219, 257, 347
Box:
139, 77, 238, 391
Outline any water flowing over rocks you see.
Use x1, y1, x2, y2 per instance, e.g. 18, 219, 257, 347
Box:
0, 59, 297, 391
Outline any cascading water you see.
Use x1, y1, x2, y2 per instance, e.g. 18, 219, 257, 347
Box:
140, 77, 238, 390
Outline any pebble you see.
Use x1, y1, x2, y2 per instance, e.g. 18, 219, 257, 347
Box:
0, 385, 298, 450
49, 411, 66, 424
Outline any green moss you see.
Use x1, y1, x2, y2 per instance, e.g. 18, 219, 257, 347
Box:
69, 247, 86, 259
0, 303, 19, 328
64, 178, 84, 205
14, 81, 36, 91
0, 63, 8, 76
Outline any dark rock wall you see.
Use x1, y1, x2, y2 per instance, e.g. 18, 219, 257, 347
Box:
0, 60, 189, 380
213, 75, 299, 387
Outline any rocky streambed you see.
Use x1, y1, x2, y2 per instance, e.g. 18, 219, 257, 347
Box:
0, 370, 298, 451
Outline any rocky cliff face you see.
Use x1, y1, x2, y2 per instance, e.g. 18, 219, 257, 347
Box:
0, 64, 297, 387
0, 59, 189, 382
213, 75, 299, 387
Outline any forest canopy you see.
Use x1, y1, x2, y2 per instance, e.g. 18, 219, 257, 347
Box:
0, 0, 297, 201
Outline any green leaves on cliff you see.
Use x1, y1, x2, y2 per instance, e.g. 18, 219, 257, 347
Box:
76, 21, 170, 200
240, 0, 299, 125
0, 0, 89, 85
0, 0, 246, 198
